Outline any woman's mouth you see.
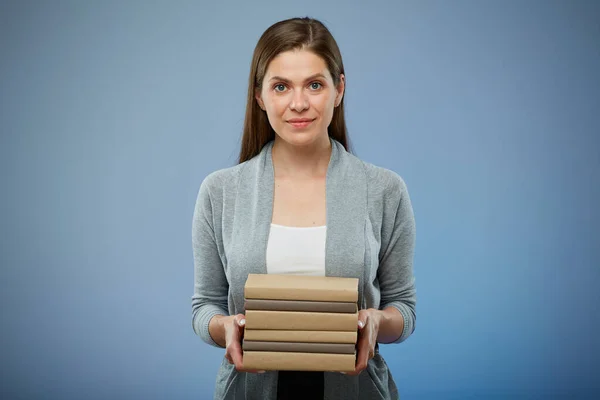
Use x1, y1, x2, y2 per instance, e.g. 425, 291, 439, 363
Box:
287, 118, 315, 129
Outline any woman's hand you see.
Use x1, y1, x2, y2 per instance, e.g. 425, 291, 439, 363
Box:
346, 308, 381, 376
221, 314, 265, 373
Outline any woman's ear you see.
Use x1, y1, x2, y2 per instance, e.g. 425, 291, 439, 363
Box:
335, 74, 345, 107
255, 88, 265, 111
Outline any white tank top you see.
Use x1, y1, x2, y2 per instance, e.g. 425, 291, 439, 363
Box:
266, 223, 327, 276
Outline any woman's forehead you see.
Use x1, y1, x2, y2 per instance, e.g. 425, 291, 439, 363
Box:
265, 50, 331, 81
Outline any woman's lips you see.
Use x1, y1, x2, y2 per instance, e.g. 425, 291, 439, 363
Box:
287, 119, 314, 128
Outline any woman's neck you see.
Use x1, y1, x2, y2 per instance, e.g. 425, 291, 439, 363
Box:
271, 135, 331, 179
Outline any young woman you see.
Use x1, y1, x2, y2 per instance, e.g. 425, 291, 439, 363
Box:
192, 17, 416, 400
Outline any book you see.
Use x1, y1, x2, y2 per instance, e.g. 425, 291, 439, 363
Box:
244, 274, 358, 302
244, 299, 357, 313
245, 310, 358, 331
243, 351, 356, 372
242, 341, 355, 354
243, 329, 357, 344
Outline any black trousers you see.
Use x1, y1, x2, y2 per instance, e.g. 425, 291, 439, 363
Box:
277, 371, 324, 400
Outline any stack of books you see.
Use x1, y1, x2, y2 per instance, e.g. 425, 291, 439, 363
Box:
242, 273, 359, 372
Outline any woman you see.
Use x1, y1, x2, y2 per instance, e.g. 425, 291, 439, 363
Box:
192, 17, 416, 400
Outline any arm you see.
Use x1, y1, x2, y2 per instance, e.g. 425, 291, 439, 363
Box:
374, 306, 405, 344
351, 173, 417, 375
208, 314, 241, 348
191, 174, 265, 372
352, 306, 405, 374
191, 175, 230, 348
376, 174, 416, 344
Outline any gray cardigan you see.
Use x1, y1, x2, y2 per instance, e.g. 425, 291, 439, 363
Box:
191, 138, 416, 400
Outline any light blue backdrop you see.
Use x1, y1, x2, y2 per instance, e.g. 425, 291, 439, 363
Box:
1, 1, 598, 399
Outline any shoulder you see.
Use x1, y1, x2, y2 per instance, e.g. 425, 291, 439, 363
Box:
356, 158, 415, 236
358, 158, 409, 203
200, 163, 244, 191
197, 161, 248, 202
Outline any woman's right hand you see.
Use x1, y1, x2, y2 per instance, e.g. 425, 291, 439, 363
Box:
222, 314, 265, 373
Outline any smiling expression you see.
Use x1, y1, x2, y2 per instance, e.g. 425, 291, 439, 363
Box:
255, 49, 345, 147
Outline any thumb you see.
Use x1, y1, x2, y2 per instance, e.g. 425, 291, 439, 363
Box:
235, 314, 246, 327
357, 311, 368, 329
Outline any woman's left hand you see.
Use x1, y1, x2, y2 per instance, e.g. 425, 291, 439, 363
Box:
346, 308, 381, 376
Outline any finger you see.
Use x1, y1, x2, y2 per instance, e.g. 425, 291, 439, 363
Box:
235, 315, 247, 340
234, 314, 246, 328
244, 370, 266, 373
357, 311, 368, 330
227, 340, 244, 370
233, 354, 245, 371
347, 357, 368, 376
237, 362, 266, 374
346, 364, 364, 376
237, 351, 266, 373
238, 319, 246, 338
349, 339, 370, 376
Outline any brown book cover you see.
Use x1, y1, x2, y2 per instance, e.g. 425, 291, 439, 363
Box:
244, 274, 358, 302
244, 299, 357, 313
242, 341, 355, 354
244, 329, 357, 344
243, 351, 356, 372
245, 310, 358, 331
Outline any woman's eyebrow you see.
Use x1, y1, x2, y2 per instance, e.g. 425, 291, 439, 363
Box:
268, 73, 327, 83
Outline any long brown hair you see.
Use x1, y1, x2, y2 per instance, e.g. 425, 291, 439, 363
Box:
238, 17, 351, 164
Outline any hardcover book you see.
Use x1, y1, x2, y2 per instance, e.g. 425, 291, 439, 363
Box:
242, 341, 355, 354
243, 351, 356, 372
244, 299, 357, 313
244, 274, 358, 302
243, 329, 357, 344
245, 310, 358, 331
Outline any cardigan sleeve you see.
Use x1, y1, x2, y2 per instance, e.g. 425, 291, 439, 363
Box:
191, 174, 229, 348
377, 173, 417, 344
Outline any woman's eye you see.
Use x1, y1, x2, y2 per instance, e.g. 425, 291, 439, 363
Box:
274, 84, 286, 92
310, 82, 322, 90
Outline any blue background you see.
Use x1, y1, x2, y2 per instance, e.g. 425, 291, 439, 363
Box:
1, 0, 599, 399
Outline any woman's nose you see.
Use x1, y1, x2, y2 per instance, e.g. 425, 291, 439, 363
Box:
289, 89, 309, 112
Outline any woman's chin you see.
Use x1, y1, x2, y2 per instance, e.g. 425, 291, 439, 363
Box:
279, 131, 326, 147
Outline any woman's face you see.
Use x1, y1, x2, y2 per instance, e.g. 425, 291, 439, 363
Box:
255, 49, 345, 148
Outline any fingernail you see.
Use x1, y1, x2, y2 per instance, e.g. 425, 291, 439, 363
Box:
239, 319, 246, 326
257, 370, 266, 374
358, 321, 364, 328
